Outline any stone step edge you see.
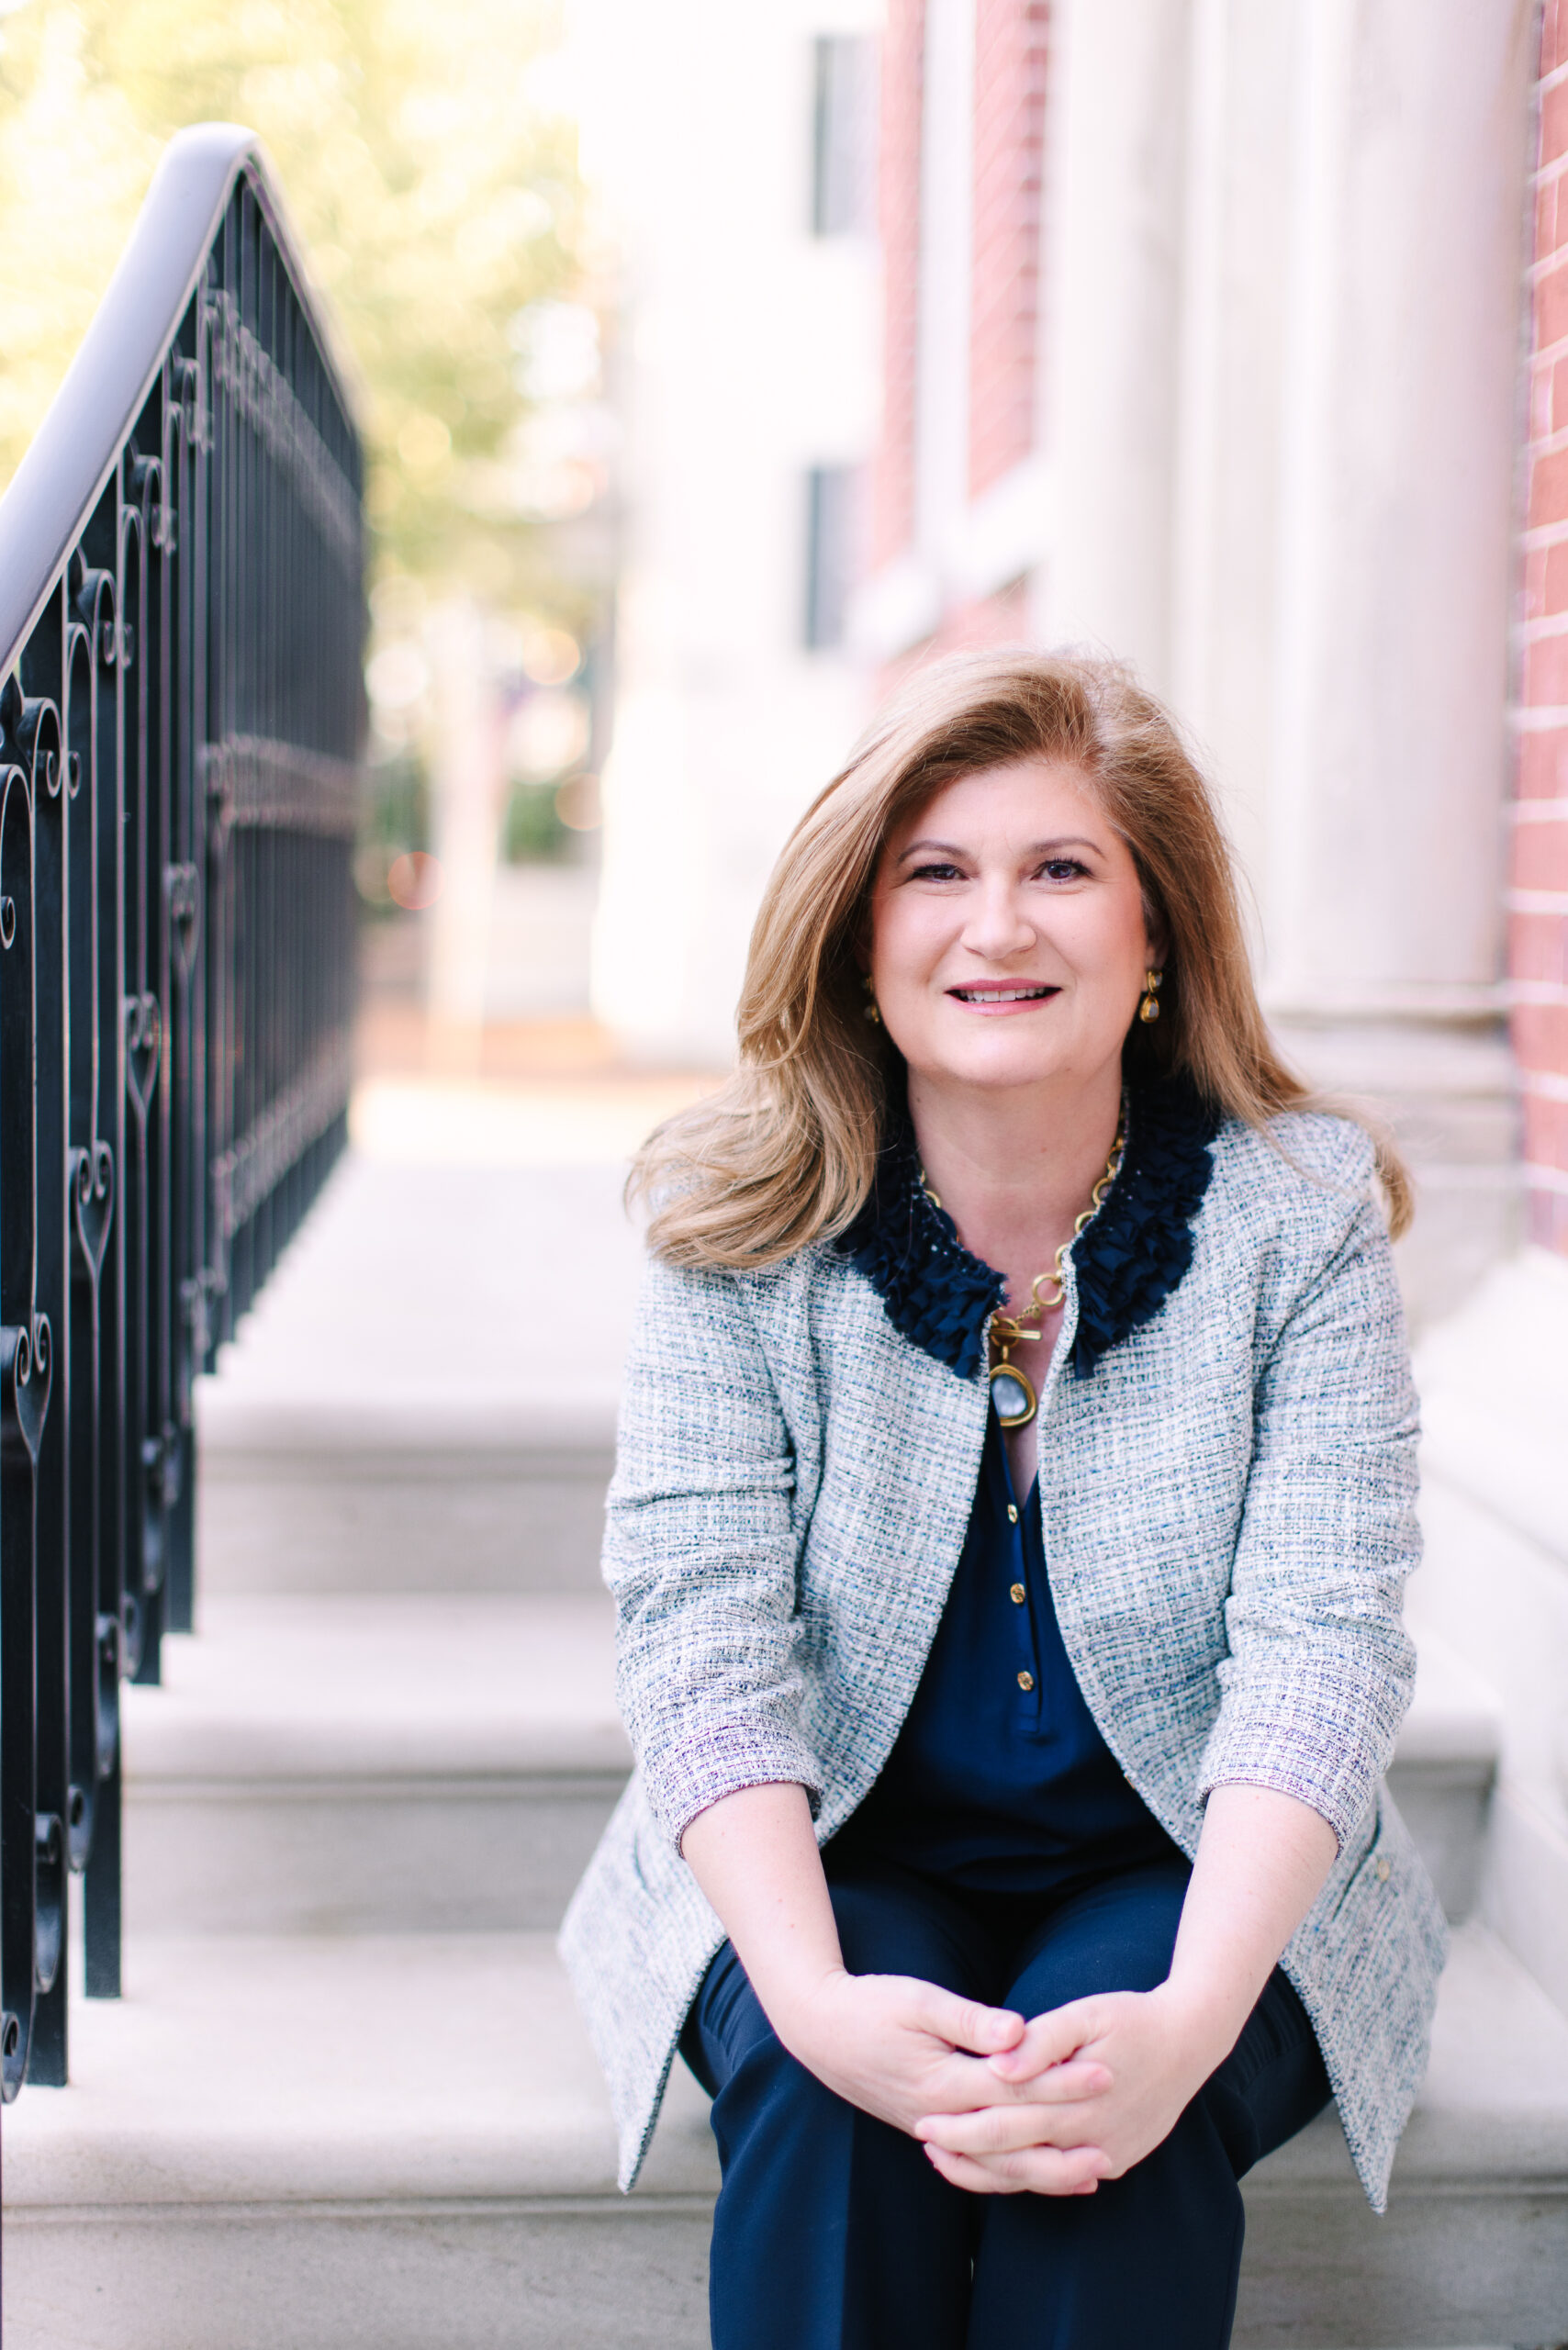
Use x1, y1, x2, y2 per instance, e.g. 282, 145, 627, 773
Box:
196, 1398, 618, 1464
6, 1928, 1566, 2212
118, 1601, 1502, 1783
5, 2193, 719, 2224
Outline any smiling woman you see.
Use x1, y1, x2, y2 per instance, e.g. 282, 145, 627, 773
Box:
867, 762, 1157, 1486
562, 649, 1443, 2350
630, 650, 1409, 1270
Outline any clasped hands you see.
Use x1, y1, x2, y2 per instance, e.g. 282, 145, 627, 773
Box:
777, 1967, 1224, 2197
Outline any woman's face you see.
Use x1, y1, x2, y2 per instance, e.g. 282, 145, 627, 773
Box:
867, 759, 1157, 1102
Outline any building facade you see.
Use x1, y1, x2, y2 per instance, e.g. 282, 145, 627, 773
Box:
576, 0, 883, 1066
856, 0, 1540, 1333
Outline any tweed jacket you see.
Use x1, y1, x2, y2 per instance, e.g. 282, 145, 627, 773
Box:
560, 1104, 1447, 2210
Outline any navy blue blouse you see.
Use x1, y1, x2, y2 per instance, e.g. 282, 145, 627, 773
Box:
829, 1405, 1182, 1894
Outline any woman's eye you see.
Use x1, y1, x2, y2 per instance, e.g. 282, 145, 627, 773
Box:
1038, 857, 1090, 882
909, 861, 963, 882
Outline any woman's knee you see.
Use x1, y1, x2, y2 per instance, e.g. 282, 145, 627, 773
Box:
826, 1863, 994, 1996
1002, 1859, 1191, 2016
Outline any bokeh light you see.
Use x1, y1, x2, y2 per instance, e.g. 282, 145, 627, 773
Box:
386, 851, 442, 911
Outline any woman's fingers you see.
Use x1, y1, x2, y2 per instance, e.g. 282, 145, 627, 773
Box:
916, 2047, 1047, 2116
924, 2054, 1110, 2112
984, 1995, 1109, 2080
916, 2100, 1103, 2157
990, 2054, 1112, 2103
907, 1979, 1025, 2055
922, 2139, 1107, 2197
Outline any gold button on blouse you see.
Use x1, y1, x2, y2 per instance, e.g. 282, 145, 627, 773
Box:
1375, 1858, 1390, 1883
1017, 1670, 1035, 1692
1006, 1504, 1018, 1524
1010, 1582, 1026, 1605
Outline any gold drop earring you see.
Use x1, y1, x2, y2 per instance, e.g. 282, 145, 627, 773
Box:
862, 975, 881, 1025
1138, 968, 1163, 1024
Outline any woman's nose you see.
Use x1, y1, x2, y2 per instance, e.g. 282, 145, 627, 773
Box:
961, 879, 1036, 961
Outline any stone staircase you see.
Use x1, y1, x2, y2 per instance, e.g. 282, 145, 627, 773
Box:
4, 1144, 1567, 2350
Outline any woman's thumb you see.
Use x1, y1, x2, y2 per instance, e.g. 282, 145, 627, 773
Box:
920, 1986, 1025, 2053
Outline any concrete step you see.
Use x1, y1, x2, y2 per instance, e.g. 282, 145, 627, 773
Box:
196, 1414, 616, 1595
1410, 1248, 1568, 2023
0, 1930, 713, 2350
193, 1151, 637, 1595
1235, 1923, 1568, 2347
1386, 1626, 1502, 1924
123, 1594, 630, 1934
124, 1597, 1503, 1940
3, 1925, 1564, 2350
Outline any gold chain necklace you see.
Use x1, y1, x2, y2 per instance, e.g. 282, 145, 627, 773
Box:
920, 1128, 1126, 1430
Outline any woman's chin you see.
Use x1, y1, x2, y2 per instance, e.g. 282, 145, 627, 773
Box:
910, 1046, 1089, 1098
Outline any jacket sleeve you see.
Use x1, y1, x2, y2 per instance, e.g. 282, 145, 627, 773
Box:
1195, 1157, 1421, 1850
603, 1252, 821, 1850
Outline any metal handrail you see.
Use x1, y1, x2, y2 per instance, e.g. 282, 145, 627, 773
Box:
0, 124, 364, 2096
0, 124, 356, 671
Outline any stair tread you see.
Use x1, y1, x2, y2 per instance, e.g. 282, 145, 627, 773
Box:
196, 1157, 640, 1459
5, 1926, 1563, 2213
125, 1593, 1495, 1784
1263, 1919, 1568, 2184
1, 1930, 716, 2208
124, 1595, 630, 1779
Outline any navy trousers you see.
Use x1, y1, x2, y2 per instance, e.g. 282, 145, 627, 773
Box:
679, 1854, 1330, 2350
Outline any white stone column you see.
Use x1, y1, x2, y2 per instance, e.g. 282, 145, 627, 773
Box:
1262, 0, 1531, 1019
1091, 0, 1537, 1326
1253, 0, 1533, 1318
1031, 0, 1192, 691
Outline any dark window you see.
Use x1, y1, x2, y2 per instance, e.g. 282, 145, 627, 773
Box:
804, 465, 858, 650
812, 35, 875, 238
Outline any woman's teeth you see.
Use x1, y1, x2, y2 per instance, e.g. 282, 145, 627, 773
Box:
952, 986, 1053, 1003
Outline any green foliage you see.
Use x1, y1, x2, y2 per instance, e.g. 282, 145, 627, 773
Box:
353, 744, 428, 914
501, 778, 570, 865
0, 0, 589, 601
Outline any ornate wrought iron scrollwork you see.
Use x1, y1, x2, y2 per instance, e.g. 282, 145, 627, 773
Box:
0, 124, 364, 2092
123, 990, 162, 1125
0, 1318, 53, 1468
71, 1141, 115, 1280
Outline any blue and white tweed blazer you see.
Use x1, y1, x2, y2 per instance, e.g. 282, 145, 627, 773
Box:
560, 1094, 1447, 2209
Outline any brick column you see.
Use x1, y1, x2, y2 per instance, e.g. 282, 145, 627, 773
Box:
1518, 3, 1568, 1259
969, 0, 1049, 499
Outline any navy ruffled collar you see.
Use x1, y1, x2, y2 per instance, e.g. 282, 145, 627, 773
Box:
834, 1076, 1220, 1381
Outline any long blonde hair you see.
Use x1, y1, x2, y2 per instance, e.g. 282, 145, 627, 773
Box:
633, 649, 1411, 1266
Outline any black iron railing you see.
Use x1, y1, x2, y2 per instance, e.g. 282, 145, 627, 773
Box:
0, 124, 364, 2095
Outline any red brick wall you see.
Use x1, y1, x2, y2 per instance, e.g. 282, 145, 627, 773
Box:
1518, 2, 1568, 1256
969, 1, 1049, 499
879, 580, 1031, 697
872, 0, 925, 571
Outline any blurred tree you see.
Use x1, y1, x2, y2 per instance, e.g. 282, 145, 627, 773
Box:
0, 0, 597, 612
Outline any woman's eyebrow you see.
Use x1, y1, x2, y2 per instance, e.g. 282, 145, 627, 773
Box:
895, 838, 966, 861
894, 834, 1103, 864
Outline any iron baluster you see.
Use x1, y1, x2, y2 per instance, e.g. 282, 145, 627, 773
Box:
0, 126, 364, 2091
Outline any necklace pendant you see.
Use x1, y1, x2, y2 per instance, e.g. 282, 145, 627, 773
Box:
989, 1358, 1037, 1428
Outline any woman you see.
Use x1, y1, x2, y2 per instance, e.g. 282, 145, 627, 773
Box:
562, 652, 1446, 2349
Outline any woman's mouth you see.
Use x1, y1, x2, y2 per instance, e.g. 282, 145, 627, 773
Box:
947, 983, 1059, 1007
